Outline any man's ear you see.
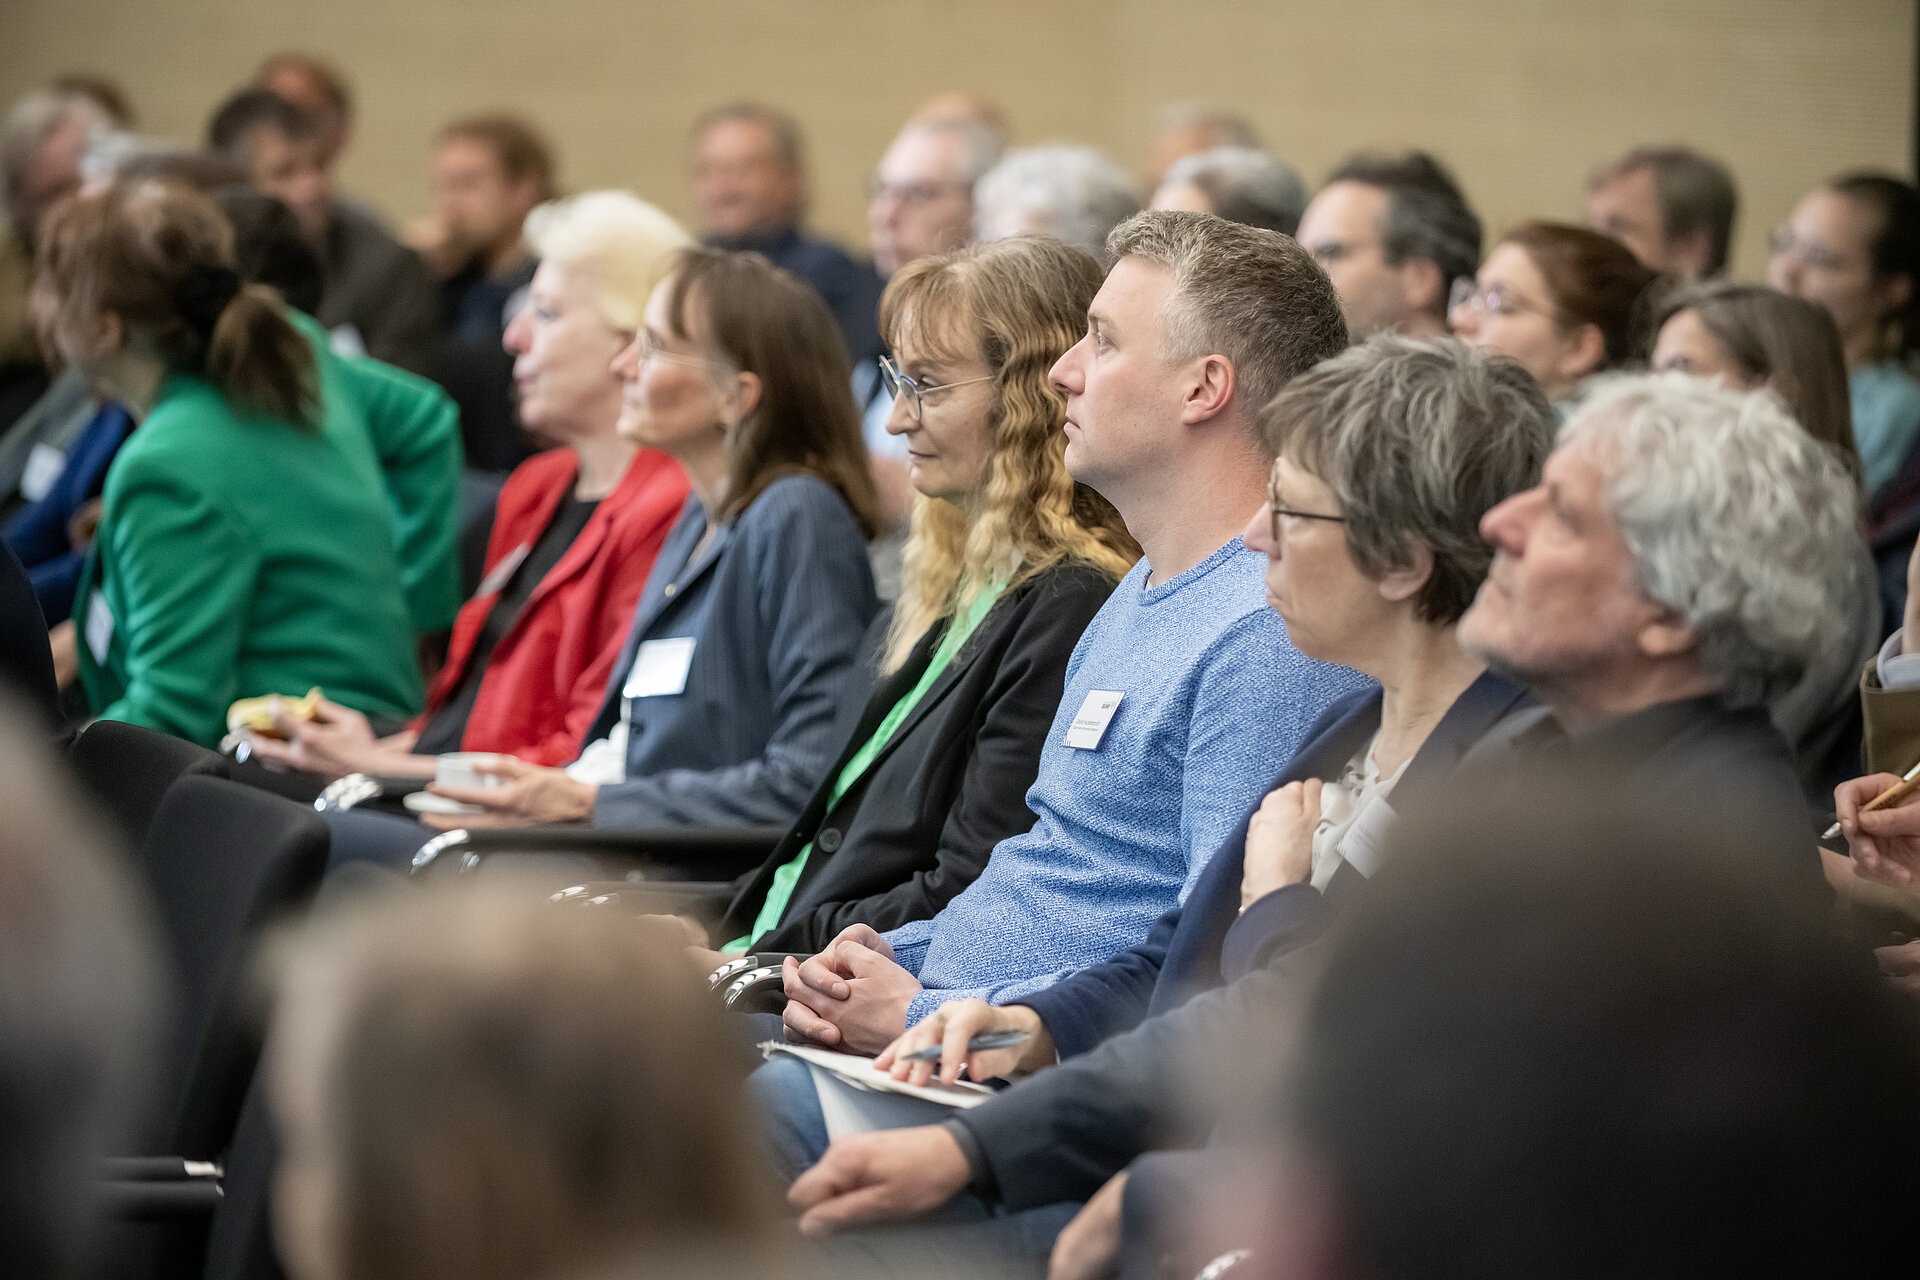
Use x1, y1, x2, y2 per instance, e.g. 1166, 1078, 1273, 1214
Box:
1377, 542, 1435, 606
1397, 257, 1446, 317
1636, 604, 1700, 661
1673, 229, 1717, 282
1180, 353, 1237, 426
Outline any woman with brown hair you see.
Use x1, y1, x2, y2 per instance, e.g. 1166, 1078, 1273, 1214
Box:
268, 882, 773, 1280
1450, 220, 1658, 411
386, 246, 885, 837
696, 234, 1138, 958
1650, 282, 1878, 803
38, 178, 422, 746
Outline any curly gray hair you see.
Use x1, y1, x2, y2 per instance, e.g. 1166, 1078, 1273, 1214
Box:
972, 145, 1140, 263
1560, 373, 1864, 707
1160, 146, 1308, 237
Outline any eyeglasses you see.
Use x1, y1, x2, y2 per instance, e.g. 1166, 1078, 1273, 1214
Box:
867, 178, 968, 209
1449, 277, 1546, 320
879, 355, 994, 425
1767, 227, 1852, 273
1267, 461, 1345, 541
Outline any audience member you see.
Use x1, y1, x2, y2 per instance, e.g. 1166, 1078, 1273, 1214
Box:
1451, 220, 1656, 411
757, 211, 1366, 1170
47, 72, 135, 130
703, 235, 1139, 959
320, 246, 882, 868
267, 880, 772, 1280
1459, 372, 1852, 870
1585, 144, 1737, 281
0, 711, 162, 1280
971, 145, 1139, 262
1648, 282, 1875, 798
1230, 773, 1920, 1280
1143, 102, 1260, 188
1295, 151, 1481, 341
693, 102, 886, 366
253, 50, 353, 170
249, 191, 692, 777
785, 337, 1554, 1271
1151, 146, 1308, 236
1770, 173, 1920, 505
413, 113, 555, 472
207, 87, 439, 372
909, 92, 1013, 148
860, 114, 1005, 533
40, 179, 425, 745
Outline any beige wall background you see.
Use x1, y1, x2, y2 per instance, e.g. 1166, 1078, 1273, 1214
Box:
1, 0, 1910, 280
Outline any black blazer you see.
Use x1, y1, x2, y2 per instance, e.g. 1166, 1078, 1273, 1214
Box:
717, 561, 1120, 952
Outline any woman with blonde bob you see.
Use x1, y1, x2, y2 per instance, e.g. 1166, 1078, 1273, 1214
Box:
693, 234, 1139, 959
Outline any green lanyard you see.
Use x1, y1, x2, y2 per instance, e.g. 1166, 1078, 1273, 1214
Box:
726, 584, 1004, 951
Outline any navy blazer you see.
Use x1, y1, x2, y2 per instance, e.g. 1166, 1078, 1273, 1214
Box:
720, 562, 1119, 952
587, 475, 879, 829
1015, 669, 1533, 1058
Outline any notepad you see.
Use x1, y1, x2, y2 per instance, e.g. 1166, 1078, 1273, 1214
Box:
759, 1042, 993, 1140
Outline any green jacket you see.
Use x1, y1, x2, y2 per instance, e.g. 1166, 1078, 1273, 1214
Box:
293, 311, 463, 633
75, 367, 426, 747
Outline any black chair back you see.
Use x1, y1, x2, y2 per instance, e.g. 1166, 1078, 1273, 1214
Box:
68, 720, 229, 850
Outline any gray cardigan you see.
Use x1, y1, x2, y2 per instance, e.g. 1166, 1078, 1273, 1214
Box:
587, 474, 879, 829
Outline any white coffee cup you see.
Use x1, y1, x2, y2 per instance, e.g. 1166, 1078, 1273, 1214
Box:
436, 752, 511, 793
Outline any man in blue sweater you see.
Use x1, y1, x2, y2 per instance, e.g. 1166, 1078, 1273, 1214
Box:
755, 211, 1369, 1178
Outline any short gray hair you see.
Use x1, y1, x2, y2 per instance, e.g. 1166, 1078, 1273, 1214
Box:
899, 117, 1003, 191
1156, 102, 1261, 151
1107, 209, 1348, 427
973, 145, 1140, 262
1264, 335, 1555, 623
3, 89, 109, 229
1161, 146, 1308, 237
1561, 373, 1863, 707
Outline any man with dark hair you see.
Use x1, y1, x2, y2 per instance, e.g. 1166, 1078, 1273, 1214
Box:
1587, 144, 1737, 281
692, 102, 883, 366
1217, 772, 1920, 1280
411, 114, 556, 471
207, 86, 437, 373
1295, 151, 1482, 341
253, 50, 353, 169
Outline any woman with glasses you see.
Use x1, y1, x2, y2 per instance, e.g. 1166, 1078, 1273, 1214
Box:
691, 235, 1138, 962
1449, 220, 1657, 414
1769, 173, 1920, 506
245, 191, 693, 782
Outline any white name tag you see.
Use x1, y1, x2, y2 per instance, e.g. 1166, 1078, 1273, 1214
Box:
85, 592, 114, 664
20, 443, 65, 503
475, 543, 530, 598
624, 637, 696, 699
1063, 689, 1124, 750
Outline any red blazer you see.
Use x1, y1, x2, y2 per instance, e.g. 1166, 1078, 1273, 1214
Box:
413, 447, 690, 764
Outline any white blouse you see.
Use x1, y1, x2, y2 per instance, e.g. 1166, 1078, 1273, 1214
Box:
1309, 729, 1410, 890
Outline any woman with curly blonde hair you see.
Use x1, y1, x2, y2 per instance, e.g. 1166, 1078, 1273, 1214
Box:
701, 234, 1138, 959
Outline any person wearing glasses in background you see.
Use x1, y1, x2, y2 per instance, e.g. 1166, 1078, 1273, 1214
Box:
1450, 221, 1658, 416
857, 115, 1005, 556
1769, 173, 1920, 509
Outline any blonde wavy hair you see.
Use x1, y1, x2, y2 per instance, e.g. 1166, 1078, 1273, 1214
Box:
881, 235, 1140, 670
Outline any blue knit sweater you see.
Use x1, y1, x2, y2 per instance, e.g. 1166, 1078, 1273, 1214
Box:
885, 538, 1373, 1025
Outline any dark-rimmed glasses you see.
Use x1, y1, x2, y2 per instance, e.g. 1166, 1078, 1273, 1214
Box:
1268, 461, 1345, 541
880, 355, 994, 425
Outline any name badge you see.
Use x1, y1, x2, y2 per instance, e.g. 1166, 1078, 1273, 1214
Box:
1063, 689, 1124, 750
475, 544, 531, 598
85, 593, 115, 664
20, 443, 65, 503
625, 637, 696, 698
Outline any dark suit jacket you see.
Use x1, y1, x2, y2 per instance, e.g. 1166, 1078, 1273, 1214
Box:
0, 540, 62, 733
587, 476, 880, 830
719, 562, 1119, 952
954, 671, 1530, 1208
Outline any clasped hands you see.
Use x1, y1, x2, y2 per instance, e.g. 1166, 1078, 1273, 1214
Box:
779, 923, 926, 1054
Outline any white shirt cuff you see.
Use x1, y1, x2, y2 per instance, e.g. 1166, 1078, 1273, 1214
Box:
1877, 629, 1920, 690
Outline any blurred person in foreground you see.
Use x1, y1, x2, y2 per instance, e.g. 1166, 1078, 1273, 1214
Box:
1186, 772, 1920, 1280
971, 145, 1139, 262
0, 704, 163, 1279
267, 880, 771, 1280
1585, 144, 1737, 282
207, 87, 438, 372
1294, 152, 1480, 342
692, 102, 885, 368
1150, 146, 1308, 237
1646, 282, 1876, 800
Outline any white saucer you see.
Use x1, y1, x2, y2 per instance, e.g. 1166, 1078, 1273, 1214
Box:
403, 791, 487, 817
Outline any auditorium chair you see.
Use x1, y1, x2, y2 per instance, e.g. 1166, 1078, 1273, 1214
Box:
67, 719, 229, 850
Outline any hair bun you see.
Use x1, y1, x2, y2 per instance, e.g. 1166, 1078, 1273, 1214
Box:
174, 264, 242, 337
